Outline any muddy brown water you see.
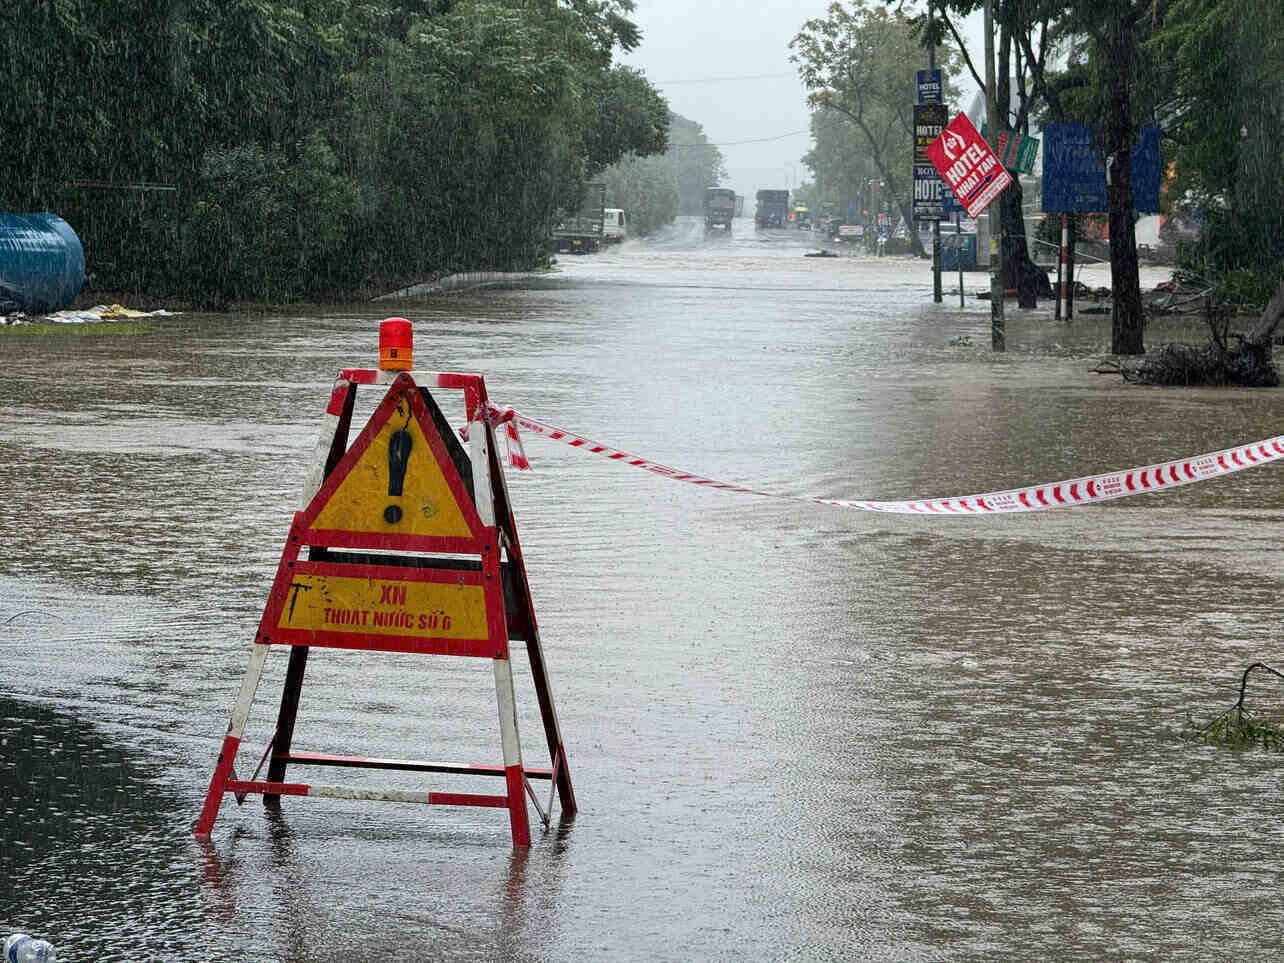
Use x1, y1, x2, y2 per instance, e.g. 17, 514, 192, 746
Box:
2, 218, 1282, 960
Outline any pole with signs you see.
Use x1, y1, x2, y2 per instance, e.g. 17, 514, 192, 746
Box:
956, 214, 965, 308
984, 0, 1003, 350
926, 5, 941, 304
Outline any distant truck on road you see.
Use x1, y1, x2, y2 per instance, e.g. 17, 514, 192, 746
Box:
754, 189, 789, 229
703, 188, 737, 231
550, 182, 606, 254
603, 208, 627, 243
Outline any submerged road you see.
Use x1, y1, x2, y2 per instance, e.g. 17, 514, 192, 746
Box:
2, 217, 1282, 959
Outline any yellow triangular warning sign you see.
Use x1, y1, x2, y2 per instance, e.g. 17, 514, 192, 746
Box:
300, 375, 485, 546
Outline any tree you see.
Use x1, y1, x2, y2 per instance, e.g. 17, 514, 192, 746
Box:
1153, 0, 1284, 309
601, 112, 723, 232
792, 2, 939, 256
998, 0, 1170, 352
667, 115, 727, 216
583, 67, 671, 174
1059, 0, 1168, 353
923, 0, 1072, 307
604, 154, 680, 236
803, 111, 883, 241
0, 0, 672, 304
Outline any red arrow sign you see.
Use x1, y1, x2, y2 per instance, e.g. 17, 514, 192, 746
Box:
926, 113, 1013, 218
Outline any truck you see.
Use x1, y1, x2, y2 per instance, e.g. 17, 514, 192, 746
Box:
754, 189, 789, 229
703, 187, 737, 231
550, 182, 606, 254
603, 208, 627, 243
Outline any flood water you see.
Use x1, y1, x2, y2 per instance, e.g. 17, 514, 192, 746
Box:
3, 218, 1283, 960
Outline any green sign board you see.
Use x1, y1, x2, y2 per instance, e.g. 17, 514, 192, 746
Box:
980, 124, 1040, 174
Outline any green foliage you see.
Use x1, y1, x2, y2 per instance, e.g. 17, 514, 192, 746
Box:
1155, 0, 1284, 294
667, 116, 726, 216
1183, 707, 1284, 751
601, 112, 722, 232
0, 0, 668, 304
604, 154, 679, 236
1213, 269, 1283, 315
0, 321, 152, 337
584, 67, 670, 172
181, 137, 363, 307
791, 1, 959, 238
1183, 663, 1284, 751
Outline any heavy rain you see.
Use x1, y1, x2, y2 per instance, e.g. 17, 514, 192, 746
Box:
3, 0, 1284, 960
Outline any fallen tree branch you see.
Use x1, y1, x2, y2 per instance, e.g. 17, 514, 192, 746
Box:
1185, 662, 1284, 750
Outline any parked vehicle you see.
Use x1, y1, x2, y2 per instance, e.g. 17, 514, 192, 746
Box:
550, 182, 606, 254
703, 188, 736, 231
754, 189, 789, 229
603, 208, 627, 243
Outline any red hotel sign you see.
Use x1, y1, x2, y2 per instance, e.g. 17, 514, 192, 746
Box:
926, 112, 1013, 218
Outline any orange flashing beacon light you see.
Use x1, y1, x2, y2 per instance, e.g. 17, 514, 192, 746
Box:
379, 317, 414, 371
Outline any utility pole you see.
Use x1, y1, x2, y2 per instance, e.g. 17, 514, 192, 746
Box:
984, 0, 1004, 350
929, 1, 942, 303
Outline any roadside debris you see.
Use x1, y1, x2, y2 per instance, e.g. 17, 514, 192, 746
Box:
1096, 279, 1284, 387
1142, 277, 1218, 316
2, 303, 178, 325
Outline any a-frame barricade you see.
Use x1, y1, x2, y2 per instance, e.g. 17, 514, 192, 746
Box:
195, 368, 576, 846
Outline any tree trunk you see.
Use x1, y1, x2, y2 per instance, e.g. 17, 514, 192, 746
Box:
999, 176, 1049, 307
992, 11, 1044, 308
1102, 17, 1145, 355
1107, 155, 1144, 353
898, 197, 926, 256
1247, 280, 1284, 353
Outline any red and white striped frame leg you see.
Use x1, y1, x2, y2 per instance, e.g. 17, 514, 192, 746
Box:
195, 642, 272, 837
493, 656, 531, 846
297, 379, 353, 509
466, 391, 495, 528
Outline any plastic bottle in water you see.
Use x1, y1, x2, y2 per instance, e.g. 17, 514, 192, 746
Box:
4, 934, 58, 963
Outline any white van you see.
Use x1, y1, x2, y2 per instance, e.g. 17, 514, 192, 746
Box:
603, 208, 627, 243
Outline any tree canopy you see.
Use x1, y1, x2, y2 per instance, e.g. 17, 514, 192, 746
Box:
603, 112, 726, 235
0, 0, 670, 305
792, 1, 961, 257
1153, 0, 1284, 309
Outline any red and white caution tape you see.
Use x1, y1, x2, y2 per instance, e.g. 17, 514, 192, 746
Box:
477, 404, 1284, 515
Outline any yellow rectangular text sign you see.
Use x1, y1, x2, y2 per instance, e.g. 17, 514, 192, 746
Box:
277, 571, 489, 641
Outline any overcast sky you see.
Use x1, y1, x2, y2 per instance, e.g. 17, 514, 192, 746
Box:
618, 0, 986, 200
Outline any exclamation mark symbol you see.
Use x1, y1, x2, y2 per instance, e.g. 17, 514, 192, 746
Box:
385, 428, 412, 524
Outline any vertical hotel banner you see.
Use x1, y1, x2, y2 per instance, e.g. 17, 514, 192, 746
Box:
913, 104, 950, 222
926, 113, 1013, 219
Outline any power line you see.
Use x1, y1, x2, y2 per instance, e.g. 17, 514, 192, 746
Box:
655, 72, 797, 85
669, 118, 849, 150
670, 128, 812, 149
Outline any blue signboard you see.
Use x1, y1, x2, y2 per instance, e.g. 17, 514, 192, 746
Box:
916, 69, 942, 105
1042, 123, 1161, 213
1131, 124, 1161, 213
913, 165, 963, 221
